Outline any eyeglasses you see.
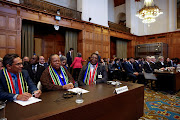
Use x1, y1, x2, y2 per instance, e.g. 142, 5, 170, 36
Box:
91, 57, 98, 59
13, 63, 23, 66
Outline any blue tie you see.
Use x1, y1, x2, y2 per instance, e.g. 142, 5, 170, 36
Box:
12, 74, 19, 94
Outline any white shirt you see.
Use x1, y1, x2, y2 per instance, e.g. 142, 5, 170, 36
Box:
69, 51, 71, 57
39, 63, 44, 66
32, 64, 37, 72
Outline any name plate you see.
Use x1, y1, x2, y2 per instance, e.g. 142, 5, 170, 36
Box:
114, 86, 128, 94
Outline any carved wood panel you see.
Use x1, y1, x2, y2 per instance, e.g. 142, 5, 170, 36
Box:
128, 32, 180, 58
0, 6, 20, 58
35, 31, 65, 61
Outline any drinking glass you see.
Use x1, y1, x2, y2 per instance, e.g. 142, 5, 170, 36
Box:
75, 89, 84, 104
0, 101, 7, 120
116, 81, 120, 88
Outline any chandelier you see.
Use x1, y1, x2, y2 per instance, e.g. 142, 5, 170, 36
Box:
136, 0, 163, 24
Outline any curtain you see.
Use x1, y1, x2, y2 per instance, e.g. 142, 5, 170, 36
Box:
116, 39, 127, 58
65, 30, 77, 61
21, 22, 34, 58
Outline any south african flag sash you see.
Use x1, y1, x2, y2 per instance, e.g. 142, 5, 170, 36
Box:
83, 62, 98, 85
2, 68, 28, 94
48, 65, 69, 86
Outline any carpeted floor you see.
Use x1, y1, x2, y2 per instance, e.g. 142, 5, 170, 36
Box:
139, 88, 180, 120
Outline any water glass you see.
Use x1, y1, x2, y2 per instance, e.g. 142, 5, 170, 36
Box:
116, 81, 120, 88
0, 101, 7, 120
75, 89, 84, 104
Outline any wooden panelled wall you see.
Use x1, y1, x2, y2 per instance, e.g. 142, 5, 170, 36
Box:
127, 31, 180, 58
0, 1, 133, 60
81, 25, 110, 59
0, 4, 21, 57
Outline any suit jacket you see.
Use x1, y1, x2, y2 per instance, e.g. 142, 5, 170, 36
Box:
150, 62, 156, 71
0, 70, 38, 101
44, 63, 49, 69
143, 62, 153, 73
108, 63, 115, 73
70, 57, 85, 69
23, 64, 45, 85
123, 62, 136, 74
66, 51, 72, 66
164, 61, 173, 67
133, 61, 142, 73
155, 61, 165, 69
78, 63, 108, 86
40, 66, 74, 92
114, 62, 122, 71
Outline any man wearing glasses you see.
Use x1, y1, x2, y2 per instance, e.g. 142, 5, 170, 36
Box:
0, 54, 41, 101
78, 53, 108, 86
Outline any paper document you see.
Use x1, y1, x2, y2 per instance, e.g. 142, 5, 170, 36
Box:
14, 97, 42, 106
68, 88, 89, 94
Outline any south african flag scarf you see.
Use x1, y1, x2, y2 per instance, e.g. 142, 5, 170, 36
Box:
48, 65, 69, 86
2, 68, 28, 94
83, 62, 98, 85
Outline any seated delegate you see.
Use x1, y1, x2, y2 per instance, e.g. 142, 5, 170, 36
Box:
78, 53, 107, 86
0, 54, 41, 101
40, 54, 74, 91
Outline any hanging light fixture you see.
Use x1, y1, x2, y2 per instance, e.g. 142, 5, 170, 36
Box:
136, 0, 163, 24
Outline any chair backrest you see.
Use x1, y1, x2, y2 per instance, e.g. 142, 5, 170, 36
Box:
142, 69, 157, 80
37, 81, 42, 90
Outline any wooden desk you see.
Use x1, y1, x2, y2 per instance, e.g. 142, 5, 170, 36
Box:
154, 71, 180, 92
5, 82, 144, 120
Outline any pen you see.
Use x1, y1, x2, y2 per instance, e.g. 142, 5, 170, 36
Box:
32, 91, 38, 97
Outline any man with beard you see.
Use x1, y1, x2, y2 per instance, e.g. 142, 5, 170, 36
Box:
78, 53, 107, 86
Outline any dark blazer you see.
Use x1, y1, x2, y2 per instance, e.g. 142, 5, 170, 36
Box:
164, 61, 173, 67
114, 63, 122, 70
150, 62, 156, 71
23, 64, 45, 85
123, 62, 135, 74
0, 70, 38, 101
66, 51, 72, 66
98, 55, 101, 63
108, 63, 115, 73
133, 61, 142, 73
155, 61, 165, 69
143, 62, 153, 73
44, 63, 49, 69
78, 64, 108, 86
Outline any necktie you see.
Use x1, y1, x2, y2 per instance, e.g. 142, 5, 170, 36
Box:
12, 74, 19, 94
32, 65, 36, 73
147, 62, 152, 70
129, 62, 133, 69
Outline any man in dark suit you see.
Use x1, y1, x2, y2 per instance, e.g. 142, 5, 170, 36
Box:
150, 56, 156, 71
78, 53, 107, 86
124, 57, 144, 83
143, 56, 153, 73
0, 54, 41, 101
155, 56, 165, 70
24, 55, 45, 85
165, 58, 173, 67
133, 57, 143, 73
66, 48, 74, 72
